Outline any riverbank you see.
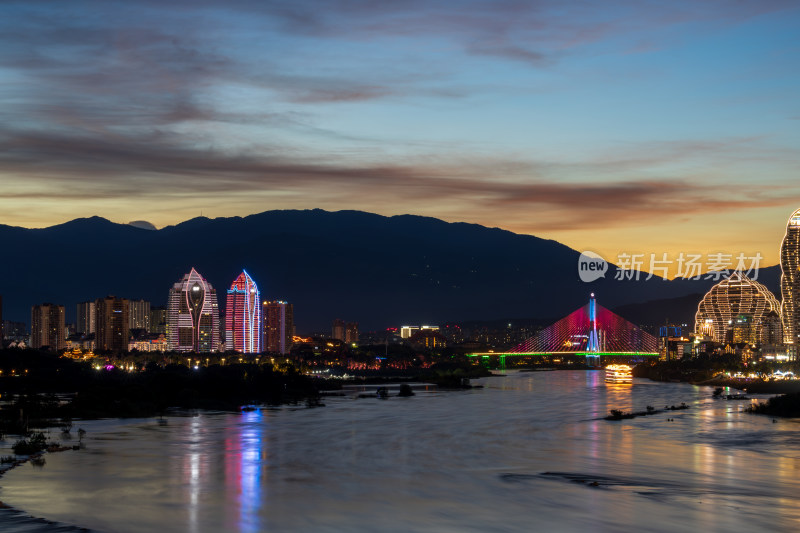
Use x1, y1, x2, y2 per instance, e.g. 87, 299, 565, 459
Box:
0, 349, 494, 426
692, 375, 800, 394
633, 359, 800, 395
747, 391, 800, 417
634, 361, 800, 417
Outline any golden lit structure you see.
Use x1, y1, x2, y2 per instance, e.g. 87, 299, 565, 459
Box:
62, 347, 96, 360
781, 207, 800, 345
694, 271, 780, 344
605, 364, 632, 383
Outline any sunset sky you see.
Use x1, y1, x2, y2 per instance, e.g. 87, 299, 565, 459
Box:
1, 0, 798, 270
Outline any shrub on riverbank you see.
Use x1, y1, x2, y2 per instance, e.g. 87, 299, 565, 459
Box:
634, 359, 720, 383
12, 433, 49, 455
417, 361, 491, 388
748, 392, 800, 417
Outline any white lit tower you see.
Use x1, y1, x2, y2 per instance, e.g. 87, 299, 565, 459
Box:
781, 208, 800, 345
167, 268, 219, 352
584, 293, 602, 366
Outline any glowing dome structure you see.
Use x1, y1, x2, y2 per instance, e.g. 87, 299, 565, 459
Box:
695, 271, 781, 344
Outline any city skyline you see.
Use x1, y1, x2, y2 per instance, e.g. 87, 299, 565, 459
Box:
1, 206, 797, 332
3, 3, 800, 531
1, 1, 798, 267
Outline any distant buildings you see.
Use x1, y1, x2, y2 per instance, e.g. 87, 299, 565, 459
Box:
345, 322, 359, 344
263, 301, 294, 354
331, 319, 358, 344
95, 296, 130, 353
762, 310, 784, 346
400, 325, 438, 339
129, 332, 167, 352
167, 268, 219, 353
149, 306, 167, 335
781, 208, 800, 345
2, 320, 26, 341
694, 272, 781, 345
31, 303, 65, 350
128, 299, 151, 331
225, 271, 261, 353
409, 328, 447, 349
440, 324, 465, 344
659, 332, 693, 361
76, 300, 96, 335
332, 319, 346, 342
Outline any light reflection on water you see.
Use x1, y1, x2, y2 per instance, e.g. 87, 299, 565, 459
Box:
233, 410, 263, 533
1, 370, 800, 532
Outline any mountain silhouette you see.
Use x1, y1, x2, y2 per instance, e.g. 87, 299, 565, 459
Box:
0, 209, 781, 332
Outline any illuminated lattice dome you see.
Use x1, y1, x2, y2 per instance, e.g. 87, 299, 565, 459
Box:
695, 271, 781, 344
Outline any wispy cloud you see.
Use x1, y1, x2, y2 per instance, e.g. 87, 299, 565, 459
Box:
0, 120, 793, 232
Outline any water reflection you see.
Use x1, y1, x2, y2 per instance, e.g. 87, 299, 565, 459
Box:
181, 416, 207, 533
189, 420, 200, 533
224, 410, 264, 533
3, 371, 800, 532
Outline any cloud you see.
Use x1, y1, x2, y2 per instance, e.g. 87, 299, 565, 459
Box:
466, 44, 552, 66
0, 121, 793, 232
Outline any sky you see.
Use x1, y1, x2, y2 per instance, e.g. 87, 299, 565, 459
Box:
1, 0, 799, 272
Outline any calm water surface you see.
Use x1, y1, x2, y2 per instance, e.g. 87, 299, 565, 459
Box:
2, 370, 800, 532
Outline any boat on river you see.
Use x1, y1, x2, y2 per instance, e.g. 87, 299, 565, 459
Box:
604, 364, 633, 384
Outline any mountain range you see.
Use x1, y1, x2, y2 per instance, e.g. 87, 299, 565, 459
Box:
0, 209, 782, 332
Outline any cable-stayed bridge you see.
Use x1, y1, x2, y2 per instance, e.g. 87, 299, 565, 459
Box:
469, 294, 659, 366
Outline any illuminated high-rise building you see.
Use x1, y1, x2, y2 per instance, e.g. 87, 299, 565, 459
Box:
263, 301, 294, 354
225, 271, 261, 353
76, 300, 96, 335
31, 303, 65, 350
780, 208, 800, 345
96, 296, 130, 353
695, 271, 780, 344
128, 299, 151, 331
167, 268, 219, 353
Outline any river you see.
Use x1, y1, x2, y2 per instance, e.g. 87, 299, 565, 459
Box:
1, 370, 799, 532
